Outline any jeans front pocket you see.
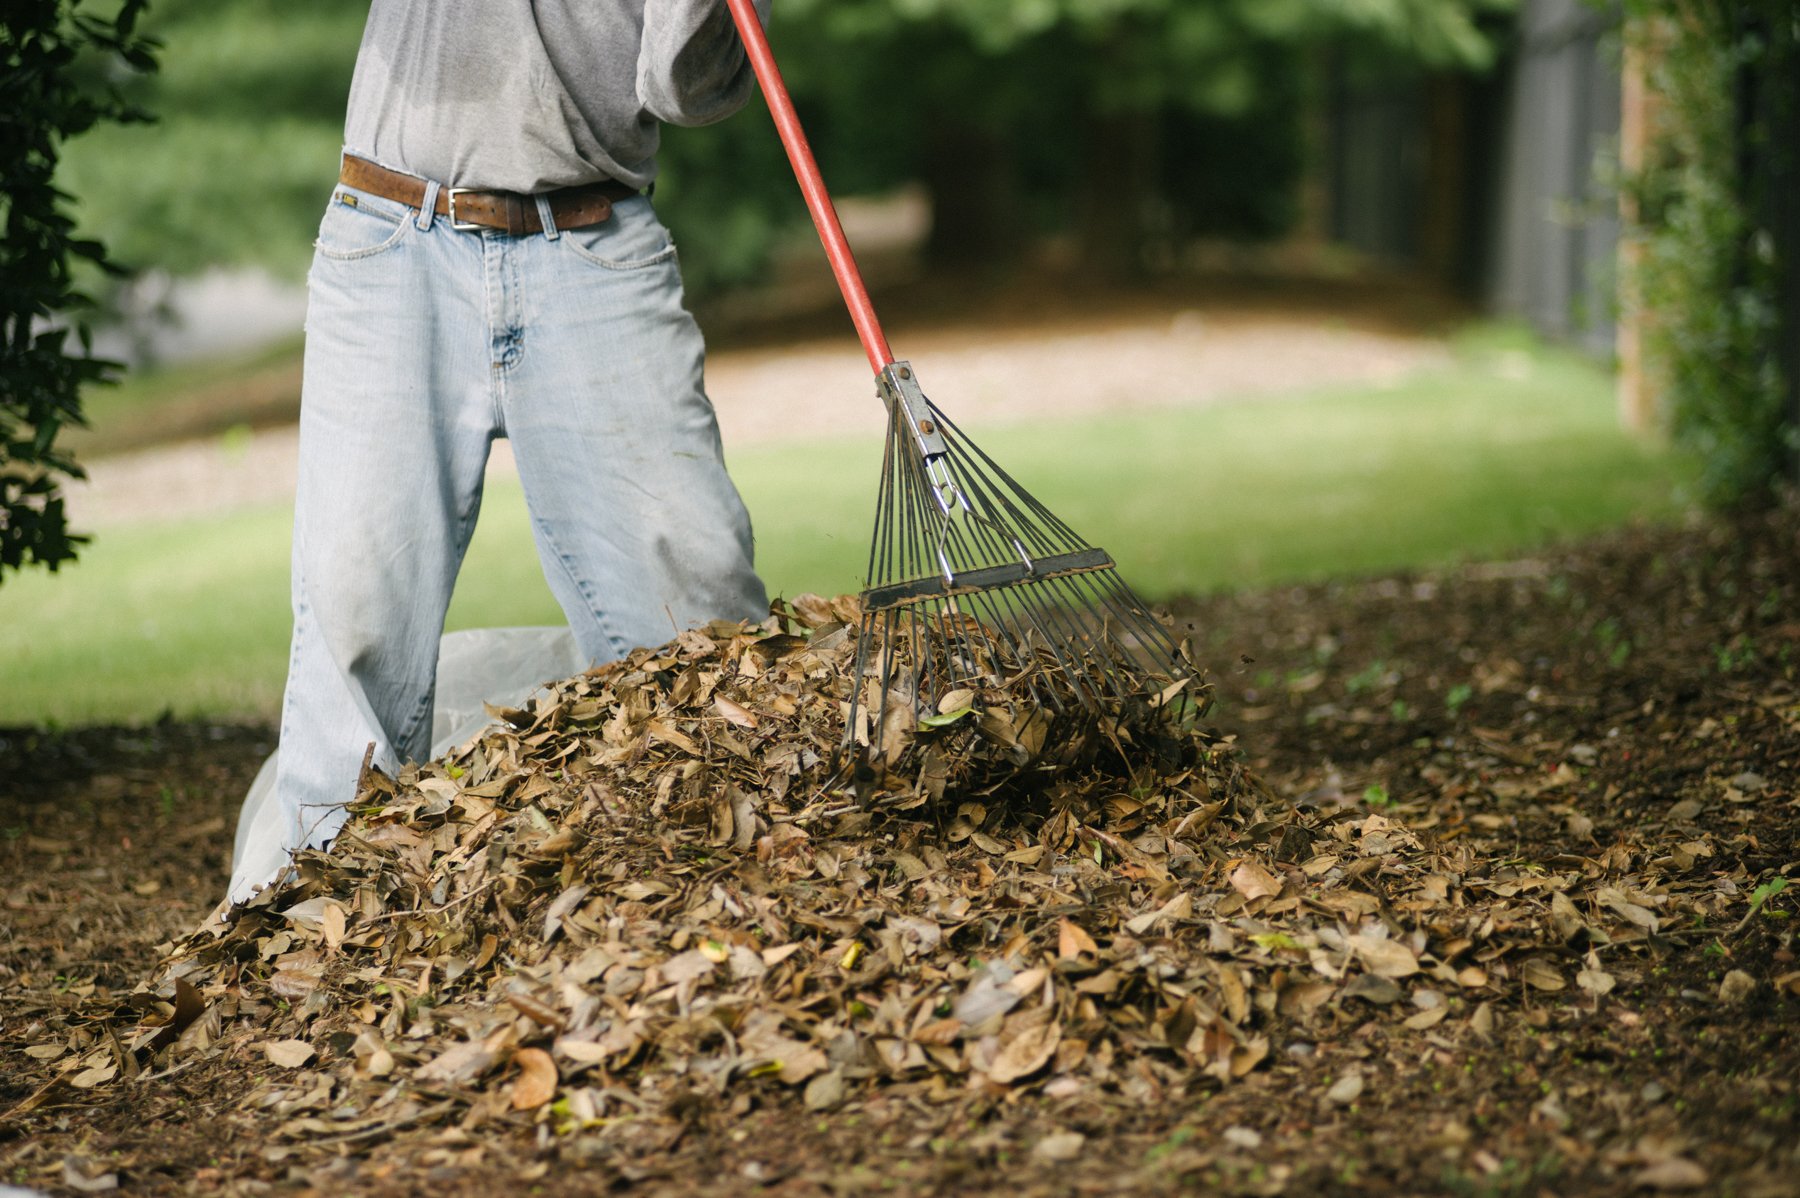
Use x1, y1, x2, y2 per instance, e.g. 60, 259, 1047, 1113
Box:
561, 199, 678, 271
315, 188, 413, 261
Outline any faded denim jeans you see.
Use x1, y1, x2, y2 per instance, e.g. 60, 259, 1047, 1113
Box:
240, 181, 767, 902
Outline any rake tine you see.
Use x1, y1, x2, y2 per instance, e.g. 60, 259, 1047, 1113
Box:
1004, 579, 1109, 709
978, 585, 1070, 712
931, 405, 1089, 549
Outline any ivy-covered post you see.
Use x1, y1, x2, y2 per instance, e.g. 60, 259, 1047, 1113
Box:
0, 0, 157, 584
1621, 0, 1797, 507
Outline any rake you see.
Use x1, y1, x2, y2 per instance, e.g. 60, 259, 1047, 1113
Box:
722, 0, 1201, 764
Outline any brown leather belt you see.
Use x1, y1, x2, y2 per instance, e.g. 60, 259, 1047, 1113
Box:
339, 154, 637, 236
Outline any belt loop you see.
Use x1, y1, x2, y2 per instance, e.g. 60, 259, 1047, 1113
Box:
417, 179, 440, 231
535, 193, 559, 241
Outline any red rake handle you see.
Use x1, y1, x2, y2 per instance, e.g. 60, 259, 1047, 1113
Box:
723, 0, 894, 374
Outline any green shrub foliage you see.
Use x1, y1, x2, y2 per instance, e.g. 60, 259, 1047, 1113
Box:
1, 0, 157, 583
1625, 0, 1797, 508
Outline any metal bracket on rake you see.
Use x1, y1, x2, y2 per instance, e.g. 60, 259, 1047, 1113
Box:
878, 362, 1038, 586
863, 546, 1116, 612
876, 362, 947, 462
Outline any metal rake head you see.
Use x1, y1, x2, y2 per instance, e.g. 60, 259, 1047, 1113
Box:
843, 362, 1203, 770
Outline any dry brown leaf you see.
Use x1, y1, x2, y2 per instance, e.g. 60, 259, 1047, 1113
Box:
510, 1048, 558, 1111
987, 1021, 1060, 1085
416, 1030, 510, 1086
1521, 958, 1566, 992
1576, 966, 1616, 996
1633, 1158, 1709, 1191
1325, 1070, 1364, 1105
1032, 1131, 1086, 1161
1058, 918, 1098, 960
262, 1040, 314, 1069
713, 695, 758, 729
1718, 970, 1756, 1003
1230, 860, 1281, 901
319, 900, 348, 950
1350, 933, 1419, 979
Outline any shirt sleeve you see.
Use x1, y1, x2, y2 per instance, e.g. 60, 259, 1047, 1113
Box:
638, 0, 773, 128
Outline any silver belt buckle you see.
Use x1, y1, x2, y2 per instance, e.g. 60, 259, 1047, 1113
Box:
446, 187, 483, 232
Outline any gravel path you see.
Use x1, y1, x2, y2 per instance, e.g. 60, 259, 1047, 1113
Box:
67, 304, 1445, 529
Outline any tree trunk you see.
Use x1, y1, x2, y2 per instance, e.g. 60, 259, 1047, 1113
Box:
1074, 107, 1159, 279
920, 122, 1022, 268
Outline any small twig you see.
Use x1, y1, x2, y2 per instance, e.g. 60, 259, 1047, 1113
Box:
1729, 909, 1764, 938
364, 878, 498, 925
1079, 824, 1141, 862
792, 803, 859, 824
136, 1056, 206, 1084
298, 1099, 458, 1148
1655, 926, 1721, 942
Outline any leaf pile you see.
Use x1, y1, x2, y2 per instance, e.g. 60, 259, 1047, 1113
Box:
56, 586, 1787, 1162
120, 596, 1244, 1118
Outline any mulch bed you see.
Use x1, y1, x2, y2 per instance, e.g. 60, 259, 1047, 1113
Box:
3, 503, 1798, 1197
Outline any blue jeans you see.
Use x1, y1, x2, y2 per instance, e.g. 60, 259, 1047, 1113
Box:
265, 181, 767, 882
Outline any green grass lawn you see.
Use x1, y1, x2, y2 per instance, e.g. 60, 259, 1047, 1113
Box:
0, 334, 1685, 725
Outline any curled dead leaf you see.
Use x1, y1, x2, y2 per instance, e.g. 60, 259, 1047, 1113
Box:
986, 1021, 1060, 1085
1350, 933, 1419, 979
510, 1048, 558, 1111
1520, 958, 1566, 992
1230, 860, 1281, 902
713, 695, 758, 729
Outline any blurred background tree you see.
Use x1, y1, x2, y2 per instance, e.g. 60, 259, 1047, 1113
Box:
756, 0, 1510, 275
61, 0, 1514, 293
1, 0, 157, 585
57, 0, 356, 279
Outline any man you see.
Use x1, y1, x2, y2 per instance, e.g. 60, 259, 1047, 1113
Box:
230, 1, 771, 903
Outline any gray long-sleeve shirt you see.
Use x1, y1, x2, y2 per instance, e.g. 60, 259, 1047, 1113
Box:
343, 0, 771, 193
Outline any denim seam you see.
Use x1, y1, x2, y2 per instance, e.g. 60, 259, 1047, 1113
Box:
282, 542, 347, 850
277, 550, 310, 783
488, 249, 510, 429
393, 675, 435, 763
334, 200, 405, 227
507, 242, 524, 368
529, 508, 631, 661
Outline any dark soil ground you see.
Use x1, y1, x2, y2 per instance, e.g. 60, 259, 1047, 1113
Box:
4, 503, 1798, 1197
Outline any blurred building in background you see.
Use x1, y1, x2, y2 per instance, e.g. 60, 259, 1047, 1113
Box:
1325, 0, 1622, 358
